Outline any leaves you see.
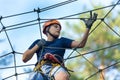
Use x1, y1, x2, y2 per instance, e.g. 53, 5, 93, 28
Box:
64, 3, 120, 80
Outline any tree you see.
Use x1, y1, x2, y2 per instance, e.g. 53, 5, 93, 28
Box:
64, 3, 120, 80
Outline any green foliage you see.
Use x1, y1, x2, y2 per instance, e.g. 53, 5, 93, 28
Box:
64, 3, 120, 80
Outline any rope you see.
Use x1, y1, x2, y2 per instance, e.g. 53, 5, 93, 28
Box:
0, 0, 120, 80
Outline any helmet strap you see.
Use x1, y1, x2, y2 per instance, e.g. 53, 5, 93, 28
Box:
48, 31, 58, 39
46, 26, 58, 39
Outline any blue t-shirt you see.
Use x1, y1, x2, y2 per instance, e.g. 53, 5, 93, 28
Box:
28, 37, 73, 63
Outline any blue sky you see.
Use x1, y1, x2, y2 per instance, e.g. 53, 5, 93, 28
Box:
0, 0, 118, 80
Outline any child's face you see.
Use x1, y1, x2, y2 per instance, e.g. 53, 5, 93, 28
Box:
49, 24, 61, 37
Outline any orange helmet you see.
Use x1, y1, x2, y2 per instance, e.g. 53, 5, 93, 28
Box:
43, 19, 61, 34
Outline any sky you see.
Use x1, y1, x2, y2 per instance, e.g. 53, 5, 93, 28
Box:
0, 0, 118, 80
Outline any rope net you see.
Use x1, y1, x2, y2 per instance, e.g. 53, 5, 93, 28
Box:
0, 0, 120, 80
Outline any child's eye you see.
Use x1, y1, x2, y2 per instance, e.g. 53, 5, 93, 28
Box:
55, 25, 58, 28
53, 25, 59, 28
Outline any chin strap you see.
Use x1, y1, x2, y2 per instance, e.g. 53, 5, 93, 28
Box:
46, 26, 58, 39
48, 31, 58, 39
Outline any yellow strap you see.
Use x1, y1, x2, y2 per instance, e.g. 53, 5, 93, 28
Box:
34, 60, 47, 71
34, 60, 60, 72
51, 63, 60, 67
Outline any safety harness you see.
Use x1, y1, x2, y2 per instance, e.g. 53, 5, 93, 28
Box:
34, 53, 65, 80
34, 53, 62, 71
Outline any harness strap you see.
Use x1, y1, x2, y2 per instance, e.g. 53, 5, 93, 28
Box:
34, 60, 73, 80
34, 60, 60, 72
34, 53, 71, 80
